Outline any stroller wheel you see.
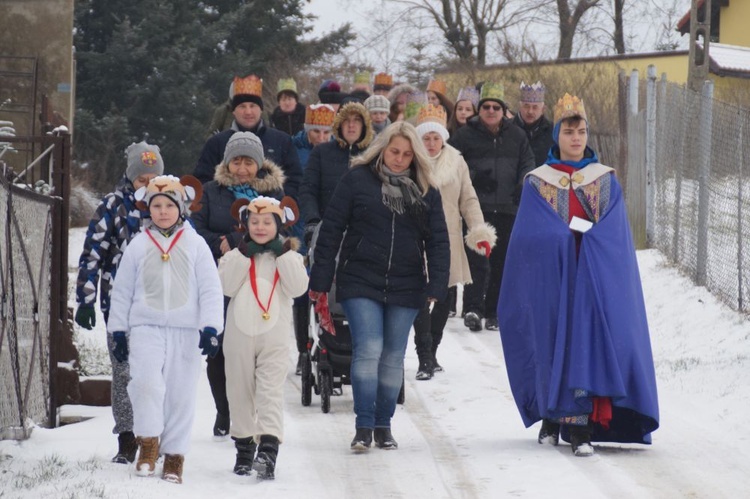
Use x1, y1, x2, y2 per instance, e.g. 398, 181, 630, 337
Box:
300, 353, 313, 407
320, 371, 332, 414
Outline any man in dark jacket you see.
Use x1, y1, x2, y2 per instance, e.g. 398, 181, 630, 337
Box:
449, 82, 536, 332
270, 78, 306, 137
298, 102, 374, 237
511, 81, 554, 167
193, 75, 303, 198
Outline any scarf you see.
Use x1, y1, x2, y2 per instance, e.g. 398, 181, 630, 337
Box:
228, 184, 260, 201
243, 236, 284, 258
145, 218, 184, 237
545, 145, 599, 170
376, 161, 427, 233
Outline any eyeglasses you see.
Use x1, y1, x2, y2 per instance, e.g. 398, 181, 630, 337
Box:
481, 104, 502, 111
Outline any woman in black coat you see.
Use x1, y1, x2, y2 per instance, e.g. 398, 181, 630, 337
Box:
308, 122, 450, 451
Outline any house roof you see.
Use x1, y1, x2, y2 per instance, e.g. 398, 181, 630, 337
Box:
677, 0, 729, 36
708, 42, 750, 77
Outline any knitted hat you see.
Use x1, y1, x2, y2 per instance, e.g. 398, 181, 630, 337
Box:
125, 141, 165, 183
426, 79, 448, 98
415, 104, 449, 142
478, 82, 505, 107
304, 104, 336, 132
373, 72, 394, 92
318, 79, 344, 104
364, 95, 390, 113
134, 175, 203, 215
223, 131, 264, 169
456, 86, 480, 108
404, 91, 427, 121
519, 81, 545, 103
277, 78, 298, 100
232, 75, 264, 110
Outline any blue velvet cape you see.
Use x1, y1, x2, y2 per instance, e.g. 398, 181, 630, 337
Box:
497, 172, 659, 444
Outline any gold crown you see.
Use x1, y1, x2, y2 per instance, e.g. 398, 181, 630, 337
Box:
305, 104, 336, 128
416, 104, 447, 128
233, 75, 263, 97
427, 79, 447, 97
374, 73, 393, 87
354, 71, 371, 85
553, 93, 587, 124
277, 78, 297, 94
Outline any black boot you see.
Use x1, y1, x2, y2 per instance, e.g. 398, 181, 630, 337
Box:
350, 428, 372, 451
111, 431, 138, 464
569, 424, 594, 457
415, 358, 433, 380
232, 437, 256, 476
213, 412, 230, 438
537, 419, 560, 446
252, 435, 279, 480
373, 427, 398, 450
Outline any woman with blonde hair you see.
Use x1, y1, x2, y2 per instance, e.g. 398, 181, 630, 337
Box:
309, 121, 450, 452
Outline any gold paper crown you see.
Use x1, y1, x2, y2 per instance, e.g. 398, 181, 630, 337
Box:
233, 75, 263, 98
304, 104, 336, 128
416, 104, 447, 128
553, 93, 587, 124
354, 71, 371, 85
374, 72, 393, 87
426, 79, 447, 97
277, 78, 297, 95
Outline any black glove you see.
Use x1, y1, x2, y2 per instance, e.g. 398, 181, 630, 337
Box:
304, 222, 319, 248
199, 327, 220, 357
112, 331, 128, 363
75, 306, 96, 330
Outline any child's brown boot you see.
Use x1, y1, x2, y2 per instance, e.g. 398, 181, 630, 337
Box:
135, 437, 159, 476
162, 454, 184, 484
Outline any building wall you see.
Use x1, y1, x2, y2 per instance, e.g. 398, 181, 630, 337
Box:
0, 0, 75, 137
719, 1, 750, 47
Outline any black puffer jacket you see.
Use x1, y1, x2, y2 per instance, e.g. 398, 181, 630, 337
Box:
449, 116, 536, 215
270, 103, 306, 136
309, 165, 450, 308
191, 158, 285, 262
512, 114, 554, 167
299, 102, 374, 224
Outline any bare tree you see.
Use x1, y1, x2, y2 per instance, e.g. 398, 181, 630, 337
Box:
613, 0, 625, 54
556, 0, 600, 59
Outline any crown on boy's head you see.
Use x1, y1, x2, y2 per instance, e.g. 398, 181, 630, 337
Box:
553, 93, 587, 124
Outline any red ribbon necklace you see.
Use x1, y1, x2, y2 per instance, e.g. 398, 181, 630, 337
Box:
145, 228, 184, 262
249, 256, 280, 320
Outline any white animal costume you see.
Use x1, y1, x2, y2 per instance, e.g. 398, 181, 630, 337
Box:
219, 196, 309, 442
108, 175, 224, 457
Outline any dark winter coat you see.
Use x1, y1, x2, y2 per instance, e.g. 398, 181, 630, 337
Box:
448, 116, 536, 215
298, 102, 374, 224
512, 114, 554, 167
292, 130, 316, 169
191, 158, 285, 262
193, 120, 302, 198
270, 103, 306, 136
309, 165, 450, 309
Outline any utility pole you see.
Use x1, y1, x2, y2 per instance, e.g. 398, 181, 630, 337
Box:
687, 0, 711, 92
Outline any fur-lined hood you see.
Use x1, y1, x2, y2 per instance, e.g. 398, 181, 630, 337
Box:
332, 102, 374, 150
387, 83, 418, 103
213, 157, 286, 192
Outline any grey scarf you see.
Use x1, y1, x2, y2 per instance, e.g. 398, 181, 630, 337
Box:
376, 161, 426, 219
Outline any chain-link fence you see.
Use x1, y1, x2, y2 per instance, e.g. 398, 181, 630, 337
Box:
627, 69, 750, 313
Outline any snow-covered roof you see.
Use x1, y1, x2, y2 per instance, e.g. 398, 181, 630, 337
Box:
708, 42, 750, 77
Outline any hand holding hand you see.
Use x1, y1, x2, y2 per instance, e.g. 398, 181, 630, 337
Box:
477, 241, 492, 258
199, 327, 220, 357
112, 331, 128, 363
75, 306, 96, 330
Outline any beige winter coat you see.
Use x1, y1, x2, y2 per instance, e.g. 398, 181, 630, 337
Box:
430, 144, 497, 287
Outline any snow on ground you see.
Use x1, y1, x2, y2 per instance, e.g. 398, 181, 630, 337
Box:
0, 229, 748, 498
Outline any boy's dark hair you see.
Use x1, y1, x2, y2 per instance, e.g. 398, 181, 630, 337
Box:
560, 115, 586, 128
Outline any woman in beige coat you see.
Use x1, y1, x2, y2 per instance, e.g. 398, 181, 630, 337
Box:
412, 105, 496, 380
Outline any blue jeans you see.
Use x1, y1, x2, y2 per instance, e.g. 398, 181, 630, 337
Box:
341, 298, 420, 429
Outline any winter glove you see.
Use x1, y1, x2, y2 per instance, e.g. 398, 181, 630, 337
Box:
477, 241, 492, 258
112, 331, 128, 363
75, 306, 96, 330
304, 222, 319, 248
309, 291, 335, 335
199, 327, 220, 358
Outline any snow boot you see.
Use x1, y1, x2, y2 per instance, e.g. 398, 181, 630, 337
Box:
374, 427, 398, 450
463, 311, 483, 332
112, 431, 138, 464
135, 437, 159, 476
295, 353, 305, 376
569, 424, 594, 457
415, 359, 434, 380
252, 435, 279, 480
537, 419, 560, 446
213, 412, 230, 439
484, 317, 499, 331
162, 454, 184, 484
350, 428, 373, 452
232, 437, 257, 476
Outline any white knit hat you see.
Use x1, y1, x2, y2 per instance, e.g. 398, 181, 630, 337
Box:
416, 122, 449, 142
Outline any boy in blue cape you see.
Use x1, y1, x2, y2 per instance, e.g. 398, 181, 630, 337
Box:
497, 94, 659, 456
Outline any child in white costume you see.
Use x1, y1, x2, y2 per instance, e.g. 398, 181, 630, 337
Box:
219, 195, 309, 480
107, 175, 224, 484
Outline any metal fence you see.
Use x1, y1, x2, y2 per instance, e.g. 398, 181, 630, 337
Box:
626, 67, 750, 313
0, 132, 70, 439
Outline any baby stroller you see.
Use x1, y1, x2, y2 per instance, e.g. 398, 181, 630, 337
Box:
300, 225, 405, 413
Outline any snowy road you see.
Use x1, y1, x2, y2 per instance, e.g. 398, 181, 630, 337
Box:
1, 247, 749, 498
